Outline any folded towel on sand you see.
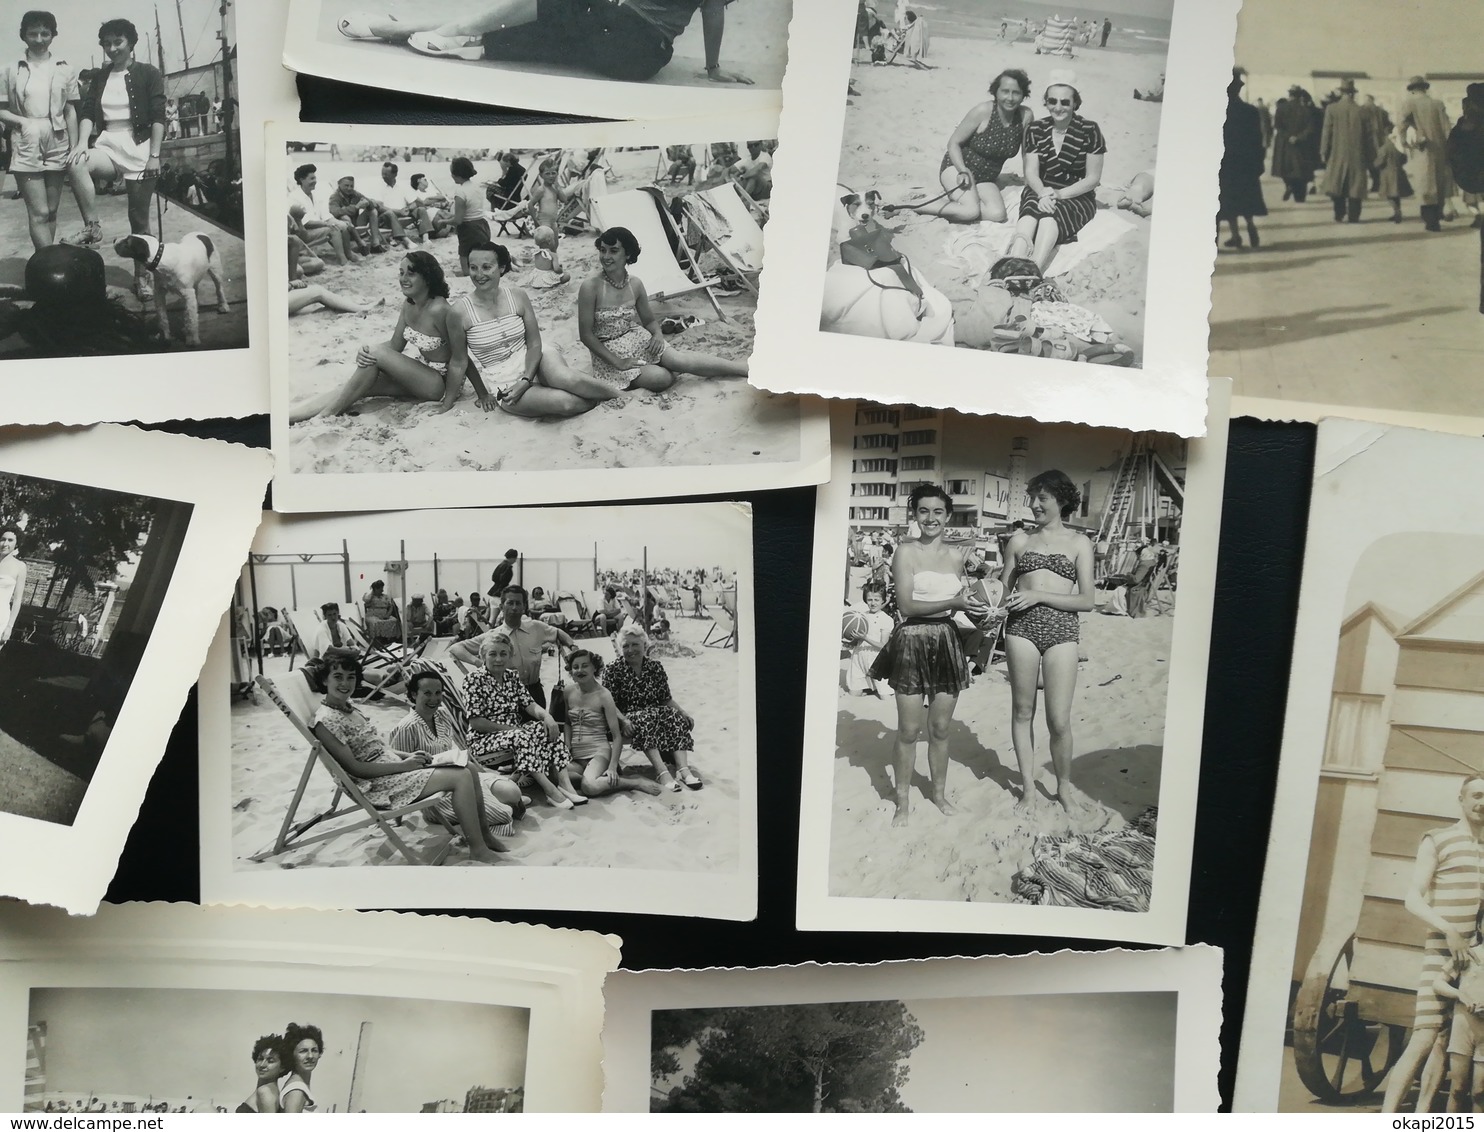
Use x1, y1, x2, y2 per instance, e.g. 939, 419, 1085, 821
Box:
941, 186, 1136, 279
1010, 816, 1156, 911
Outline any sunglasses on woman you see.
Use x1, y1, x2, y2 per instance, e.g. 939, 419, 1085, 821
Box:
1047, 97, 1075, 107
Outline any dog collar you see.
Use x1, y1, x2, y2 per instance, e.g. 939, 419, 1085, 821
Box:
144, 241, 165, 271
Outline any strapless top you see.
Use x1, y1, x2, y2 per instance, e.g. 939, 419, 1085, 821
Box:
1014, 550, 1078, 583
568, 705, 609, 745
911, 569, 963, 603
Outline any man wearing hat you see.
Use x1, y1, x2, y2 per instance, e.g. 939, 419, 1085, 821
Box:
309, 601, 352, 659
1271, 85, 1317, 202
1321, 78, 1377, 223
1399, 75, 1454, 231
1448, 83, 1484, 312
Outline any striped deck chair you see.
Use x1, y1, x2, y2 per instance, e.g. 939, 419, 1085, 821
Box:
679, 181, 765, 297
590, 188, 727, 320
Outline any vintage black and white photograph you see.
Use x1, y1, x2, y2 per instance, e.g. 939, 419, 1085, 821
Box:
601, 948, 1223, 1111
1235, 425, 1484, 1112
1211, 0, 1484, 433
0, 0, 290, 426
199, 501, 757, 918
267, 116, 827, 513
795, 394, 1226, 941
27, 987, 529, 1113
0, 425, 268, 914
0, 902, 619, 1113
285, 0, 792, 121
751, 0, 1236, 436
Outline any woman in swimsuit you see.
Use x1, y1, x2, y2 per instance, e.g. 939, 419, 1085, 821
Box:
914, 68, 1034, 223
577, 226, 748, 393
563, 649, 663, 798
868, 484, 990, 826
0, 529, 26, 647
236, 1034, 287, 1114
444, 239, 616, 419
1000, 469, 1096, 813
288, 250, 453, 422
279, 1022, 323, 1114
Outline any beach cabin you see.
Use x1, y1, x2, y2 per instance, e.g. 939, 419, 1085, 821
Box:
1291, 570, 1484, 1102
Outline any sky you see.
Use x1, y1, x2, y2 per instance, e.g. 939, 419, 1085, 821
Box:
1235, 0, 1478, 81
900, 991, 1177, 1112
27, 0, 230, 73
1345, 532, 1484, 628
30, 986, 528, 1113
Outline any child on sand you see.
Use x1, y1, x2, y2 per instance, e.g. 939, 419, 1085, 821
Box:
526, 225, 569, 288
1431, 930, 1484, 1112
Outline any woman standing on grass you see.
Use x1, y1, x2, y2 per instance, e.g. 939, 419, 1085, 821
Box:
867, 484, 988, 826
0, 529, 26, 647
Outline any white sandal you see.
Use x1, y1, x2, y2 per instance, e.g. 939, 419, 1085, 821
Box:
336, 13, 393, 41
407, 31, 484, 61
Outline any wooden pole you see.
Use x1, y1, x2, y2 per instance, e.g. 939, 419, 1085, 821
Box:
399, 539, 408, 649
342, 539, 352, 602
175, 0, 190, 68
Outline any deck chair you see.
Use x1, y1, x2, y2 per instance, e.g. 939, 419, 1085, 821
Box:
250, 671, 454, 866
678, 588, 699, 617
590, 189, 728, 320
680, 182, 765, 297
703, 604, 736, 649
558, 595, 605, 639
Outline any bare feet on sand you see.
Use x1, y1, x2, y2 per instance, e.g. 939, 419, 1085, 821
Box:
891, 800, 910, 827
929, 793, 957, 817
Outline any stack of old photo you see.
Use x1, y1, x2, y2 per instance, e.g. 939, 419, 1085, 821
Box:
14, 0, 1484, 1116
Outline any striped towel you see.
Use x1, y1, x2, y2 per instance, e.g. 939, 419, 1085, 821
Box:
1011, 824, 1156, 912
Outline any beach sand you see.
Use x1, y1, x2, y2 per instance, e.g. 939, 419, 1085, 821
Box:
834, 35, 1165, 359
829, 587, 1171, 903
230, 615, 742, 873
287, 148, 803, 475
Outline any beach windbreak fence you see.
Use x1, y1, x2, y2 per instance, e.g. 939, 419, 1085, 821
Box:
430, 554, 598, 606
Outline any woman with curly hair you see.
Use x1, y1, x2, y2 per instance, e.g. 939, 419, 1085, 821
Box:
869, 484, 990, 825
236, 1034, 288, 1113
1000, 469, 1096, 813
603, 624, 702, 792
279, 1023, 323, 1114
562, 649, 663, 798
1008, 76, 1107, 272
289, 250, 454, 421
913, 68, 1035, 223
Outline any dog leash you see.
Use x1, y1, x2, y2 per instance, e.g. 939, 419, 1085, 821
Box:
838, 180, 961, 216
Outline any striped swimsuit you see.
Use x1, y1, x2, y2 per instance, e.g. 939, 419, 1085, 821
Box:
1019, 113, 1107, 243
1415, 822, 1484, 1030
454, 292, 527, 397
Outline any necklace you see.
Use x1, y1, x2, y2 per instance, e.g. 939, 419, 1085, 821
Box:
603, 268, 629, 290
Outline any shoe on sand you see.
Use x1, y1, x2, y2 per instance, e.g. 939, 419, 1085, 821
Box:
677, 766, 703, 790
408, 31, 483, 60
337, 12, 396, 41
61, 220, 103, 249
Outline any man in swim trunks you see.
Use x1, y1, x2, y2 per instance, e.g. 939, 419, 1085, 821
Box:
342, 1, 755, 87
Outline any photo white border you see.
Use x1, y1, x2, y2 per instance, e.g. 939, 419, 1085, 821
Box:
284, 0, 789, 121
0, 900, 620, 1113
794, 380, 1229, 942
602, 945, 1224, 1112
0, 425, 269, 915
5, 0, 298, 426
750, 0, 1238, 438
199, 501, 759, 919
266, 114, 829, 513
1231, 392, 1484, 439
1232, 421, 1484, 1110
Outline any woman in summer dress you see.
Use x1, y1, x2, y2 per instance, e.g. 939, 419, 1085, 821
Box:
562, 649, 663, 798
914, 68, 1034, 223
577, 225, 748, 394
289, 252, 454, 422
1011, 78, 1108, 272
604, 625, 703, 793
445, 240, 617, 419
868, 484, 990, 825
999, 470, 1096, 814
0, 529, 25, 646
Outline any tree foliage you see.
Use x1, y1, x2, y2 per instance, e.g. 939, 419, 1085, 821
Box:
652, 1000, 923, 1113
0, 474, 154, 591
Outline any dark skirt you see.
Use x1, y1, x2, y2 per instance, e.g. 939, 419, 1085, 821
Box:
1018, 188, 1098, 243
868, 618, 969, 697
456, 218, 491, 257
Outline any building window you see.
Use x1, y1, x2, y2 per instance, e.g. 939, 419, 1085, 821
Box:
855, 433, 898, 450
903, 406, 937, 421
946, 479, 975, 496
851, 507, 890, 521
900, 429, 938, 446
853, 458, 897, 474
852, 482, 895, 498
900, 455, 936, 472
856, 408, 899, 427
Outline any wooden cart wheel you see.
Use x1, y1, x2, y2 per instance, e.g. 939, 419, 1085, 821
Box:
1292, 934, 1407, 1103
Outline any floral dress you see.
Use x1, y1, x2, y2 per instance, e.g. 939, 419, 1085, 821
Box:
588, 300, 652, 389
463, 667, 569, 776
602, 657, 694, 753
312, 701, 433, 808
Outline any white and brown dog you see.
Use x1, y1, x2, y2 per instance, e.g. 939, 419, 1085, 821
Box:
113, 232, 230, 347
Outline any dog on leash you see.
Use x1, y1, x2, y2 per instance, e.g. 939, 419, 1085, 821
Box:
838, 190, 925, 307
113, 232, 230, 346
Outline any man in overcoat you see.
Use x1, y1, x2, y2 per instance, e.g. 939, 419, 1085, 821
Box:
1321, 78, 1376, 223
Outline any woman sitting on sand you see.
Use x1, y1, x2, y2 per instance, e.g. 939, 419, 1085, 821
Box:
1009, 75, 1107, 272
1000, 470, 1096, 814
309, 649, 507, 863
577, 226, 748, 393
443, 240, 618, 418
236, 1035, 287, 1113
867, 484, 989, 826
913, 69, 1035, 223
288, 250, 454, 423
603, 625, 701, 792
463, 631, 585, 809
562, 649, 663, 799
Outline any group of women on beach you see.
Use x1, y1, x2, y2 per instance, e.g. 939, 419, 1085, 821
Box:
289, 224, 748, 424
855, 476, 1098, 826
238, 1023, 322, 1113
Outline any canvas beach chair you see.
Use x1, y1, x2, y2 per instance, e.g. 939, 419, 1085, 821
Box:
250, 670, 454, 866
679, 182, 765, 297
702, 604, 736, 650
590, 189, 728, 320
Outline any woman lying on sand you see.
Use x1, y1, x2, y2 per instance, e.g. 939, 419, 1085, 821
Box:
1001, 471, 1096, 814
604, 625, 702, 792
868, 485, 989, 826
289, 250, 452, 423
562, 650, 664, 799
913, 69, 1035, 224
445, 240, 619, 418
1009, 76, 1107, 272
578, 226, 748, 393
309, 649, 507, 864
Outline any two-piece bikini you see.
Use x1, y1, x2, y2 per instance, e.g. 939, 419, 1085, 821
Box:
401, 324, 448, 376
1005, 550, 1080, 653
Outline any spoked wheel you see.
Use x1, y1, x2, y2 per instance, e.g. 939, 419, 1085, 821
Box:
1292, 934, 1407, 1104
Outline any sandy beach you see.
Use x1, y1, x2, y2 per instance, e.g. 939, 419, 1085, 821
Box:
830, 583, 1171, 903
286, 147, 803, 475
834, 34, 1167, 359
231, 615, 741, 873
